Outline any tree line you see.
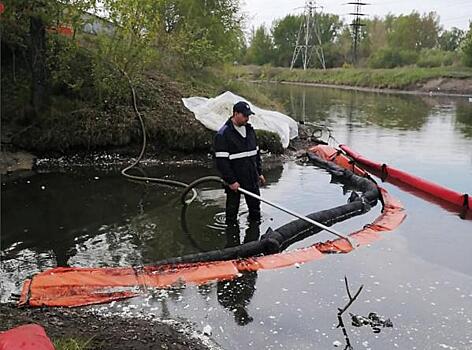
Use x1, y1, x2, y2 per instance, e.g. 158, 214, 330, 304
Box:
243, 11, 472, 69
0, 0, 246, 116
2, 1, 472, 119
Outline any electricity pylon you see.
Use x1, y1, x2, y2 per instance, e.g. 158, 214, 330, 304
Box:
348, 0, 368, 65
290, 1, 326, 70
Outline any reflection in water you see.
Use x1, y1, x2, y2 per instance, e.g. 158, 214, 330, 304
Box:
0, 163, 283, 301
217, 271, 257, 326
362, 94, 429, 130
346, 93, 355, 146
1, 172, 154, 264
0, 249, 56, 303
217, 221, 260, 326
68, 225, 145, 267
260, 83, 472, 193
455, 101, 472, 138
262, 84, 431, 131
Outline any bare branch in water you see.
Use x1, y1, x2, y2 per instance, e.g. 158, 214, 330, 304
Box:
336, 276, 364, 350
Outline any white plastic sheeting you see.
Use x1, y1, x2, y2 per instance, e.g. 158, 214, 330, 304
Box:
182, 91, 298, 148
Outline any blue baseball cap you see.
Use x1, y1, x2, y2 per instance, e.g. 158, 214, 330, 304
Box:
233, 101, 255, 117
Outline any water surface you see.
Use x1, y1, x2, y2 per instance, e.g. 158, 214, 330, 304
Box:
2, 84, 472, 349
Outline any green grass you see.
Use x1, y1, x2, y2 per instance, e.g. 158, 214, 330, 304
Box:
228, 65, 472, 90
174, 65, 285, 111
53, 337, 96, 350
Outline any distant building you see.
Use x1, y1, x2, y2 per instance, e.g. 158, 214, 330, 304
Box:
47, 10, 115, 38
81, 12, 115, 36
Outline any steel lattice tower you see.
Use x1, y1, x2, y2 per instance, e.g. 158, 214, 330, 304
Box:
290, 1, 326, 70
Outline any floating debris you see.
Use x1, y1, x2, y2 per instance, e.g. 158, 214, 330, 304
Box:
203, 324, 212, 336
350, 312, 393, 333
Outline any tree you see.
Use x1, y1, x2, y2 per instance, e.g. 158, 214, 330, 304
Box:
461, 23, 472, 67
439, 27, 465, 51
271, 15, 301, 67
315, 13, 344, 68
245, 26, 274, 65
1, 0, 97, 115
271, 13, 342, 68
99, 0, 162, 74
418, 12, 441, 49
335, 26, 354, 65
316, 13, 343, 45
387, 11, 440, 51
29, 1, 49, 114
156, 0, 245, 68
364, 17, 388, 55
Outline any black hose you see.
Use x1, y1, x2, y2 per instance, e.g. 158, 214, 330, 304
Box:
118, 68, 197, 202
152, 152, 381, 265
179, 176, 227, 253
180, 176, 226, 205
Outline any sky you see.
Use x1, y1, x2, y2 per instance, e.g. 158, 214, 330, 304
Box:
242, 0, 472, 32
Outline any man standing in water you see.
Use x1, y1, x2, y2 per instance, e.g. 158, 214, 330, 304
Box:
214, 101, 266, 225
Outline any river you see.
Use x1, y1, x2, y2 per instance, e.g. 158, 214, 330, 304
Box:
1, 84, 472, 349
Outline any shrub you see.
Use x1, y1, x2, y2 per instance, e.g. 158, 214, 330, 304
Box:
461, 27, 472, 67
256, 130, 283, 154
416, 49, 456, 67
368, 48, 418, 68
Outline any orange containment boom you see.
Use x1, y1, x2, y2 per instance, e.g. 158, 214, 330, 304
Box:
339, 144, 471, 212
19, 145, 406, 308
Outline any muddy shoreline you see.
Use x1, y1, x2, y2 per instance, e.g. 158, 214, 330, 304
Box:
0, 304, 217, 350
251, 78, 472, 97
278, 80, 472, 97
0, 137, 306, 176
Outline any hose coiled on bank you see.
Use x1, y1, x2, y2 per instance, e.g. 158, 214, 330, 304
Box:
119, 69, 197, 202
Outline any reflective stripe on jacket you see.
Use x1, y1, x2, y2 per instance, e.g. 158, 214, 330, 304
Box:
214, 118, 262, 188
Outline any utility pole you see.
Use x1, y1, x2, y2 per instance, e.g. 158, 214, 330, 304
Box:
290, 1, 326, 70
348, 0, 368, 66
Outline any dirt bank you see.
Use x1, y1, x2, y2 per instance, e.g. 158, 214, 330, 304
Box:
416, 77, 472, 95
0, 304, 216, 350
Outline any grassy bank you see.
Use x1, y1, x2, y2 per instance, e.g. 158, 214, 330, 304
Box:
1, 63, 284, 155
227, 65, 472, 91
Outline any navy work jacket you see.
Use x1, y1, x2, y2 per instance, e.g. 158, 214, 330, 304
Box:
214, 118, 262, 189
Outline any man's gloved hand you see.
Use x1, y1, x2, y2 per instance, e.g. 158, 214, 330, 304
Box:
229, 182, 240, 192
